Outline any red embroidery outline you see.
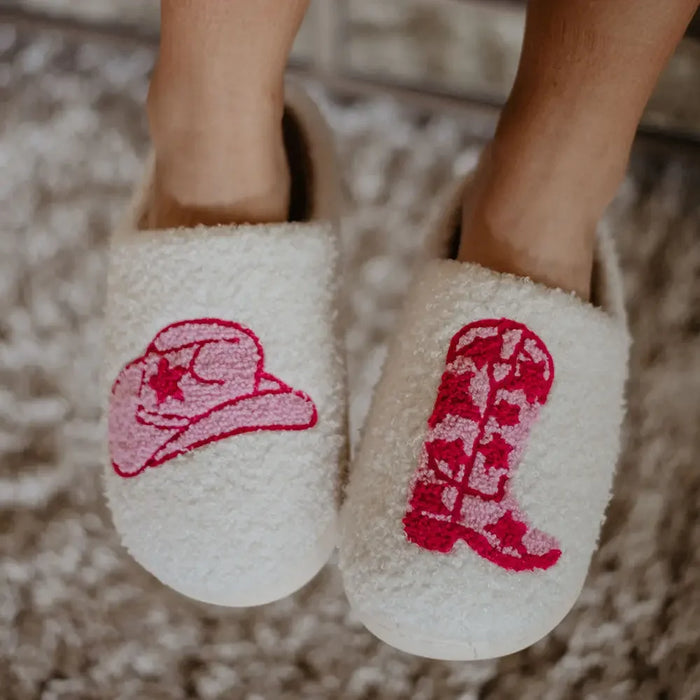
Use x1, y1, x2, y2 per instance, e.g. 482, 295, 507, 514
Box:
109, 318, 318, 478
403, 318, 562, 572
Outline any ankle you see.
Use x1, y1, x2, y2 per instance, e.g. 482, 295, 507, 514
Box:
457, 215, 596, 301
457, 138, 624, 301
146, 74, 290, 228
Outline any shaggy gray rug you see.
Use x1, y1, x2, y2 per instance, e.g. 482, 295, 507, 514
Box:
1, 21, 699, 700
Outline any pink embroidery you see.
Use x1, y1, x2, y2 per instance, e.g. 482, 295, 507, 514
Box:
148, 358, 187, 404
403, 318, 562, 572
109, 319, 318, 478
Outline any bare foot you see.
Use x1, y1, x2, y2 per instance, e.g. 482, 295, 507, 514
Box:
456, 0, 696, 302
146, 80, 290, 229
458, 143, 599, 302
143, 0, 310, 229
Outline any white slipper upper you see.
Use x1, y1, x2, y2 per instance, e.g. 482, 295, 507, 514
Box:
103, 84, 347, 607
339, 179, 630, 659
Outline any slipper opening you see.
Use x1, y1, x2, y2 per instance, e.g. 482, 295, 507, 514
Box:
283, 107, 313, 223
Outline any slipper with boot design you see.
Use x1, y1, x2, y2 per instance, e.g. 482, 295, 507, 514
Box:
339, 177, 630, 659
104, 83, 347, 607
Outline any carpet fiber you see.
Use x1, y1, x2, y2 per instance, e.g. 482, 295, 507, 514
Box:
1, 21, 699, 700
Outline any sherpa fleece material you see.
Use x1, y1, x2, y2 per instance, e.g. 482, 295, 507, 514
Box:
103, 84, 347, 607
339, 182, 630, 660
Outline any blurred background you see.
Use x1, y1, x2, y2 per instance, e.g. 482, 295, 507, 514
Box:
1, 1, 699, 699
4, 0, 700, 137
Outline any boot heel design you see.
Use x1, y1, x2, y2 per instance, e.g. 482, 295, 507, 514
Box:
403, 318, 562, 572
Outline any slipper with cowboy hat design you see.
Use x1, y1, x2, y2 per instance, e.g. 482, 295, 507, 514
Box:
339, 176, 630, 659
104, 83, 347, 607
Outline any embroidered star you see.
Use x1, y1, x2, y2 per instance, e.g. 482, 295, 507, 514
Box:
148, 357, 187, 404
428, 370, 479, 428
492, 400, 520, 426
502, 359, 550, 404
425, 439, 467, 484
521, 360, 550, 402
485, 510, 528, 552
464, 334, 503, 369
479, 433, 513, 471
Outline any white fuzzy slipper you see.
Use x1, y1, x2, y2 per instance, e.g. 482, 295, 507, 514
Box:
103, 84, 347, 607
339, 179, 630, 659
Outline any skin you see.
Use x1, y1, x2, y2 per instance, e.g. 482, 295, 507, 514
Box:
147, 0, 698, 300
458, 0, 699, 299
147, 0, 309, 227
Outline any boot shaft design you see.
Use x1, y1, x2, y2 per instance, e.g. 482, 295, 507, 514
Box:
403, 318, 562, 572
